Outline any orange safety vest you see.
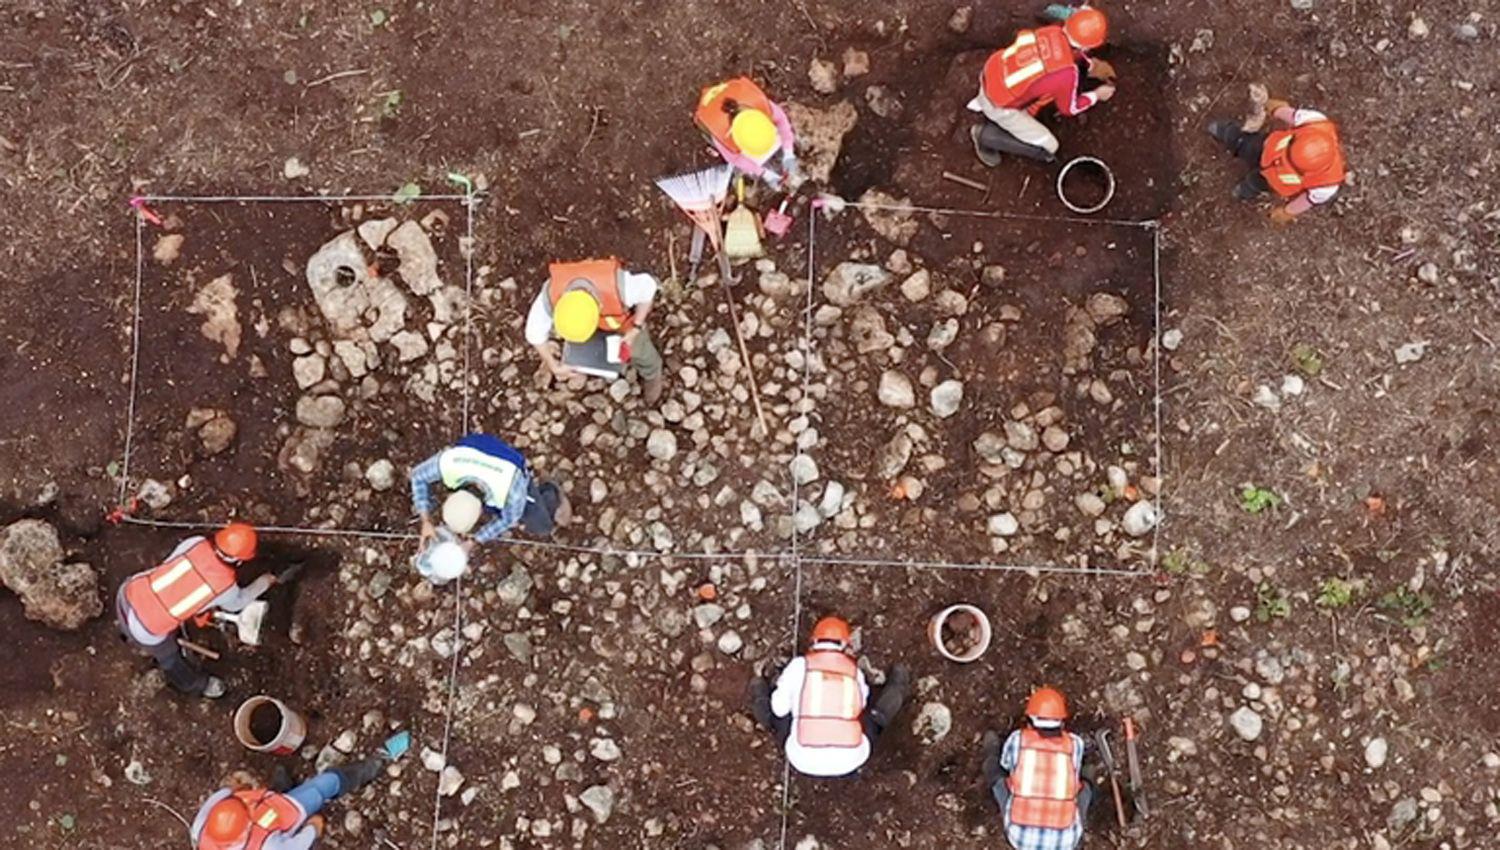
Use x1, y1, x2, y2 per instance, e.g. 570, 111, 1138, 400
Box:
981, 26, 1077, 111
547, 259, 634, 335
1007, 728, 1081, 830
123, 539, 238, 637
1259, 120, 1346, 198
795, 650, 865, 749
196, 789, 304, 850
694, 77, 775, 155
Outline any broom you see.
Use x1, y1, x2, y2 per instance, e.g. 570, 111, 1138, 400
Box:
655, 165, 770, 435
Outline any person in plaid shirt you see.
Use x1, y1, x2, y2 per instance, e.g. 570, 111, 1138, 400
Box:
981, 686, 1091, 850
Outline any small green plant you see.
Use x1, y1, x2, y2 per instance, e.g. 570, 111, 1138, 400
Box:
1316, 577, 1356, 609
392, 182, 422, 205
1379, 587, 1434, 628
1238, 485, 1283, 514
369, 9, 389, 26
378, 89, 403, 118
1162, 549, 1210, 576
1255, 582, 1291, 622
1290, 343, 1324, 377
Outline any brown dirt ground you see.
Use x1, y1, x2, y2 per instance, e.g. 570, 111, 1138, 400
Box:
3, 1, 1499, 850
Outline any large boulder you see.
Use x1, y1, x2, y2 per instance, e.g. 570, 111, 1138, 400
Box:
783, 101, 858, 184
0, 520, 101, 631
305, 231, 410, 343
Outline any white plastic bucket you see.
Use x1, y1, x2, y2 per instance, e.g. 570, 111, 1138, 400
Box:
928, 604, 993, 663
1056, 156, 1116, 215
234, 696, 308, 755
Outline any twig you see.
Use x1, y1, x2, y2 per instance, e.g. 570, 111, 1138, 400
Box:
143, 797, 193, 831
942, 171, 988, 192
578, 106, 603, 156
305, 68, 369, 88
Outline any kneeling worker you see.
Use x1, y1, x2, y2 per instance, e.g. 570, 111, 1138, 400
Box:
748, 615, 911, 778
1207, 99, 1346, 224
695, 76, 802, 190
526, 258, 666, 403
968, 5, 1115, 165
981, 686, 1092, 850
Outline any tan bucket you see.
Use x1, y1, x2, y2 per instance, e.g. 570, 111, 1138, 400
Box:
233, 696, 308, 755
928, 604, 993, 663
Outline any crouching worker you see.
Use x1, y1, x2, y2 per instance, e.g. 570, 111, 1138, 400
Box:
982, 686, 1092, 850
190, 734, 407, 849
409, 432, 571, 582
747, 615, 911, 778
1207, 99, 1346, 224
695, 76, 803, 190
116, 522, 271, 699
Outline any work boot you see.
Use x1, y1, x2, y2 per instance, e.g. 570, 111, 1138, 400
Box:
1232, 177, 1263, 202
747, 678, 775, 731
332, 755, 387, 794
642, 374, 665, 405
202, 676, 227, 700
1206, 119, 1238, 147
970, 125, 1003, 168
869, 663, 911, 728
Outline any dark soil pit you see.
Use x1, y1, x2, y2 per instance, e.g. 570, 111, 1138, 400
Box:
800, 208, 1160, 570
125, 198, 472, 532
784, 561, 1150, 847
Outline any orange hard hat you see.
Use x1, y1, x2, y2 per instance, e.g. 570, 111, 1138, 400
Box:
1289, 130, 1337, 172
1025, 685, 1069, 723
810, 615, 852, 647
214, 522, 258, 563
204, 797, 252, 842
1064, 7, 1109, 50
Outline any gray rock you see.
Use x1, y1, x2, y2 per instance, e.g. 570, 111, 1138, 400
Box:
305, 230, 409, 343
1121, 501, 1159, 537
790, 455, 820, 486
1086, 292, 1129, 325
929, 380, 963, 418
387, 220, 443, 295
590, 737, 622, 762
878, 371, 916, 408
822, 263, 891, 307
948, 5, 972, 33
1229, 706, 1264, 741
933, 289, 968, 317
497, 568, 533, 607
438, 766, 464, 797
1394, 341, 1428, 364
278, 427, 335, 474
503, 632, 532, 664
864, 85, 903, 119
198, 414, 237, 455
899, 270, 931, 302
0, 520, 102, 631
292, 354, 327, 389
912, 702, 952, 744
973, 432, 1007, 465
647, 429, 679, 461
390, 330, 429, 362
1255, 654, 1286, 685
1041, 425, 1069, 452
296, 394, 347, 429
365, 459, 396, 491
818, 481, 846, 518
987, 513, 1019, 537
1387, 798, 1418, 830
849, 306, 895, 354
873, 433, 913, 479
692, 604, 726, 629
926, 318, 958, 351
858, 189, 918, 244
717, 630, 744, 654
808, 58, 839, 94
1075, 493, 1106, 517
1004, 421, 1038, 452
1161, 328, 1183, 350
579, 785, 616, 824
1365, 737, 1389, 770
136, 478, 173, 510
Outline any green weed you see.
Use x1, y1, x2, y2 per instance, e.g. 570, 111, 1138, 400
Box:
1316, 577, 1356, 609
1255, 582, 1291, 622
1238, 485, 1282, 514
1379, 587, 1434, 628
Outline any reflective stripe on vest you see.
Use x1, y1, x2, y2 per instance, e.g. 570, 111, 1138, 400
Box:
1007, 729, 1080, 830
438, 445, 520, 509
795, 650, 864, 749
546, 259, 634, 334
982, 26, 1075, 109
694, 77, 775, 154
124, 540, 238, 636
195, 789, 302, 850
1259, 121, 1346, 199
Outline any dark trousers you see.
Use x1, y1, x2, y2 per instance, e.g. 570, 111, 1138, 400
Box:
115, 587, 210, 695
1216, 125, 1271, 199
520, 480, 562, 537
975, 120, 1056, 163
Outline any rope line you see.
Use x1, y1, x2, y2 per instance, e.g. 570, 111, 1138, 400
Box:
428, 575, 465, 850
135, 193, 475, 203
836, 198, 1158, 231
460, 191, 479, 434
118, 212, 145, 506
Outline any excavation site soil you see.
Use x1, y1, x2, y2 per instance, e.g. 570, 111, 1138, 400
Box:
3, 2, 1499, 850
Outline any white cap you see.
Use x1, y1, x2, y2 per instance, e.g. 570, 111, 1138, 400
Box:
1030, 717, 1065, 730
441, 490, 484, 534
421, 541, 468, 584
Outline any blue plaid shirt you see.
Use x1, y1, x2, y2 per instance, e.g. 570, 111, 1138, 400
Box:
409, 434, 531, 544
993, 730, 1087, 850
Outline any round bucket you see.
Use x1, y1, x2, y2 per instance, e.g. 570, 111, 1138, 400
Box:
928, 604, 993, 663
234, 696, 307, 755
1056, 156, 1116, 215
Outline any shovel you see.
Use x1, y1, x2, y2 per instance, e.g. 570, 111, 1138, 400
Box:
214, 600, 269, 646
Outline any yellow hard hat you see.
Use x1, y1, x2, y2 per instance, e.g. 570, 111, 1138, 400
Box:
730, 109, 778, 159
554, 290, 600, 344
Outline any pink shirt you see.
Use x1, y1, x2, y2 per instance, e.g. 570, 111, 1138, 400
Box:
708, 101, 797, 178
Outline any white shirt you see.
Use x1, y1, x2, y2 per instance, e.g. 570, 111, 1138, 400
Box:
1290, 109, 1340, 205
770, 656, 872, 777
122, 536, 267, 646
523, 272, 659, 346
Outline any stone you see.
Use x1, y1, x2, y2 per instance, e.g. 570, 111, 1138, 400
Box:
1229, 706, 1263, 741
387, 220, 443, 295
1086, 292, 1130, 325
305, 230, 409, 343
1121, 501, 1159, 537
1252, 385, 1281, 411
900, 270, 931, 302
296, 394, 347, 428
1407, 15, 1429, 39
503, 632, 532, 664
1229, 605, 1252, 623
948, 5, 972, 32
818, 481, 846, 518
1075, 493, 1107, 517
1041, 425, 1069, 452
987, 513, 1019, 537
981, 264, 1007, 287
874, 433, 913, 479
1365, 737, 1389, 770
864, 85, 903, 119
590, 738, 622, 762
930, 380, 963, 418
498, 568, 533, 606
758, 270, 798, 299
926, 319, 958, 351
808, 58, 839, 94
1255, 654, 1285, 685
153, 234, 185, 265
912, 702, 952, 744
878, 371, 916, 408
0, 520, 102, 631
333, 339, 376, 378
782, 101, 858, 184
579, 785, 615, 824
292, 354, 326, 389
1005, 421, 1039, 452
198, 415, 237, 455
278, 427, 335, 474
790, 455, 820, 486
189, 274, 242, 359
1161, 328, 1183, 350
822, 263, 891, 306
647, 429, 679, 461
438, 766, 464, 797
1388, 798, 1418, 830
283, 157, 310, 179
933, 290, 968, 317
717, 630, 744, 654
365, 460, 396, 491
848, 306, 895, 354
973, 432, 1007, 465
1393, 341, 1428, 364
858, 189, 917, 244
390, 330, 429, 362
692, 604, 726, 629
421, 748, 446, 772
842, 47, 870, 78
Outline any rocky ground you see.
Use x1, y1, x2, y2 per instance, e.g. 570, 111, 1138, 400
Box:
3, 1, 1499, 850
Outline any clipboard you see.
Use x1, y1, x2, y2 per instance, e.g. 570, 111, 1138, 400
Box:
563, 333, 629, 379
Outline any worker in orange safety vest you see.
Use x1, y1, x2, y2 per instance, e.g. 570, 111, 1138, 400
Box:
981, 686, 1092, 850
748, 615, 911, 778
524, 258, 666, 403
1207, 100, 1347, 224
967, 5, 1116, 165
115, 523, 272, 698
694, 76, 803, 190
